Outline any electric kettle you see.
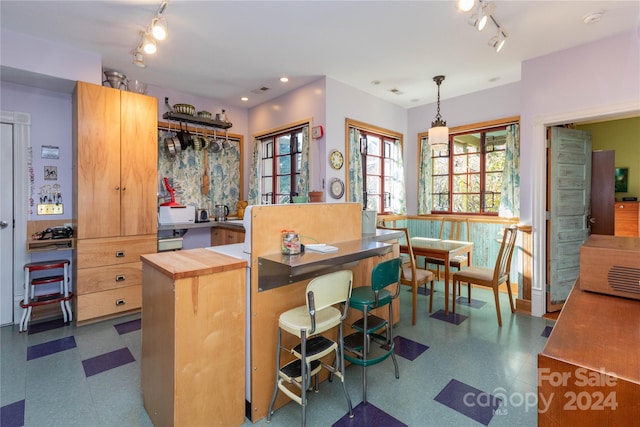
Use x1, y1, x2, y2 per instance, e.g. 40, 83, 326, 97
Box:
214, 205, 229, 221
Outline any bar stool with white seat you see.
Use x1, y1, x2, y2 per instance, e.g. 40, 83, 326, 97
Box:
19, 259, 72, 332
266, 270, 354, 426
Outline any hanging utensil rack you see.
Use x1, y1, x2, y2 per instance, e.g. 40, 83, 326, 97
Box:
163, 97, 232, 130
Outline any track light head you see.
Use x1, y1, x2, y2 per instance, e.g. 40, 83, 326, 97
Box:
489, 31, 507, 52
142, 32, 157, 54
151, 17, 168, 40
457, 0, 475, 13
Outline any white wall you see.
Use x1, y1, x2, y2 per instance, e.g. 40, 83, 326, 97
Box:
325, 77, 407, 202
248, 78, 327, 196
1, 29, 101, 85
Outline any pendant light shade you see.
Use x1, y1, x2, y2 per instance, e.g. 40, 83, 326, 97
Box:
429, 75, 449, 152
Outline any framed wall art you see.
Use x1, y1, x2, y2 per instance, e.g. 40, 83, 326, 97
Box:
615, 167, 629, 192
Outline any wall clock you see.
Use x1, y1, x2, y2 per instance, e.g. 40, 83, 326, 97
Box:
329, 149, 344, 170
329, 178, 345, 199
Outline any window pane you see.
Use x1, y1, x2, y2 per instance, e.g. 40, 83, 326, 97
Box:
277, 136, 291, 155
277, 155, 291, 174
432, 193, 449, 211
367, 136, 380, 156
454, 133, 480, 154
485, 171, 502, 193
367, 176, 381, 194
433, 175, 448, 193
453, 194, 480, 213
277, 175, 291, 194
366, 195, 380, 212
262, 158, 273, 176
366, 155, 380, 175
261, 178, 272, 193
486, 151, 504, 172
433, 157, 449, 175
484, 191, 501, 212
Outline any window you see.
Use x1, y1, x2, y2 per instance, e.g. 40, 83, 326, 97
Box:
259, 126, 304, 204
426, 123, 512, 215
347, 119, 406, 215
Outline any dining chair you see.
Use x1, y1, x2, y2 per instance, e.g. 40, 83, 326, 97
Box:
380, 226, 435, 325
452, 225, 518, 326
424, 218, 471, 285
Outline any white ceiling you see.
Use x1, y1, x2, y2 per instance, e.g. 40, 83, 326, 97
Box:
1, 1, 638, 109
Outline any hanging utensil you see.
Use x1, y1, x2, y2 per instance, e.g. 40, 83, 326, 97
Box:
202, 147, 210, 195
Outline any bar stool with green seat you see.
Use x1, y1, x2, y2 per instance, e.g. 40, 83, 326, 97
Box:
343, 257, 401, 403
266, 270, 354, 426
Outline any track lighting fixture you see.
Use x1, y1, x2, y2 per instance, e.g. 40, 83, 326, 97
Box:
458, 0, 508, 52
428, 75, 449, 152
130, 1, 169, 67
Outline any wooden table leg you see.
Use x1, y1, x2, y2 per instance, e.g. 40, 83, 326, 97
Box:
412, 282, 417, 325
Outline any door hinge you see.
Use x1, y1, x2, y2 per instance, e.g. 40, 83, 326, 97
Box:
545, 211, 551, 220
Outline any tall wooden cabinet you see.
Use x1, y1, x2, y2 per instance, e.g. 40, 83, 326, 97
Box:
73, 81, 158, 324
614, 201, 639, 237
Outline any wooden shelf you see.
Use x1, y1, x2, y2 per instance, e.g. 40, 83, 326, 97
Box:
27, 220, 75, 252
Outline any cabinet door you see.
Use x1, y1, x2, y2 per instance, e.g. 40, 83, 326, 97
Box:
120, 91, 158, 236
76, 82, 121, 239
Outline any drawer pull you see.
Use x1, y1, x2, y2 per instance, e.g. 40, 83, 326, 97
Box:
115, 251, 125, 258
115, 299, 126, 306
115, 275, 126, 282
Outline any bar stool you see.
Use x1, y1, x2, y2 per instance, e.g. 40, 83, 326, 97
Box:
344, 257, 401, 403
266, 270, 354, 426
19, 259, 72, 332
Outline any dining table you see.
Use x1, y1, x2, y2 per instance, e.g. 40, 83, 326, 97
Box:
400, 237, 474, 316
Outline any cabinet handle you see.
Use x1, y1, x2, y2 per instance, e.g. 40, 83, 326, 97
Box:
115, 299, 126, 306
619, 205, 624, 208
115, 186, 120, 191
115, 275, 126, 282
115, 251, 125, 257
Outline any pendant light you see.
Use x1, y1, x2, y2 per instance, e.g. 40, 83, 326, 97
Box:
429, 75, 449, 152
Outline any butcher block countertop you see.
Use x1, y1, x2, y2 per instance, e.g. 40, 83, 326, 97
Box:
141, 248, 247, 280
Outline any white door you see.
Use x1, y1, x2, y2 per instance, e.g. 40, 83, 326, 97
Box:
548, 127, 591, 306
1, 123, 14, 325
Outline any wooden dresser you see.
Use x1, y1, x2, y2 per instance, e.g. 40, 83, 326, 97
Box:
614, 201, 639, 237
538, 285, 640, 425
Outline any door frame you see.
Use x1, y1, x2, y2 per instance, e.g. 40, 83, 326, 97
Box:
1, 110, 30, 325
532, 101, 640, 317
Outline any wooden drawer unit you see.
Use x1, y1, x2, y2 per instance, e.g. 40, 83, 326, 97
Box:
76, 285, 141, 322
76, 262, 142, 294
614, 201, 639, 237
211, 227, 245, 245
77, 235, 156, 268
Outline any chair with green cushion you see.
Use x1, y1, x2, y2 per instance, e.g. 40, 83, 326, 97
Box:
343, 257, 401, 403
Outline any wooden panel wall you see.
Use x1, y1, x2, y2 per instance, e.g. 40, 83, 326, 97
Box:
248, 203, 400, 421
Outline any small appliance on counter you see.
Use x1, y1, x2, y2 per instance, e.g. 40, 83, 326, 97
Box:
214, 204, 229, 221
159, 205, 196, 225
196, 209, 210, 223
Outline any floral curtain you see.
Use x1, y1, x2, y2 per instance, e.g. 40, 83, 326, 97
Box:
417, 137, 433, 215
157, 130, 241, 214
348, 127, 364, 205
498, 123, 520, 218
389, 139, 407, 214
248, 139, 262, 205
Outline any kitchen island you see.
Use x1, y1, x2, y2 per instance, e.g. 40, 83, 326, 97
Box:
140, 248, 247, 427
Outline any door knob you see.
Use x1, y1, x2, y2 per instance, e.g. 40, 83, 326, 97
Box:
0, 220, 8, 229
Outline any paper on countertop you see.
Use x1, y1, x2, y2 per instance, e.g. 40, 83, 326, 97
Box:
305, 244, 338, 253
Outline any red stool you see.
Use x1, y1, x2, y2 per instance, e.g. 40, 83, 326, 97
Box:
19, 259, 73, 332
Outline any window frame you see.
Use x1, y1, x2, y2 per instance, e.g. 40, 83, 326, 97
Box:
256, 121, 308, 204
345, 118, 404, 215
418, 116, 519, 216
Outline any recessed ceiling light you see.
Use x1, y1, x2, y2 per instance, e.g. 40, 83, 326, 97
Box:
583, 10, 604, 24
280, 77, 289, 83
241, 97, 249, 102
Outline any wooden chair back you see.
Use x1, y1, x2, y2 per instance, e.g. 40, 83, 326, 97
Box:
438, 217, 471, 242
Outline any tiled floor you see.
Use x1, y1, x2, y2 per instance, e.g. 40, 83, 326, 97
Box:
1, 280, 553, 426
